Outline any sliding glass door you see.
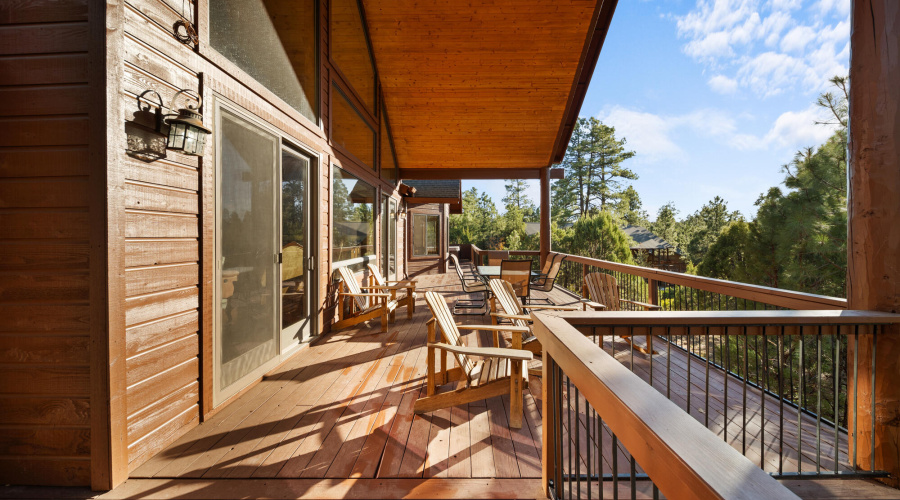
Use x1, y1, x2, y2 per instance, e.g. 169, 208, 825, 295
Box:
215, 104, 316, 405
281, 148, 313, 350
216, 109, 279, 402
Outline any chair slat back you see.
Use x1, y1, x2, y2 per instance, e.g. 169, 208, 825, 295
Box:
584, 272, 621, 311
338, 266, 369, 310
367, 263, 386, 287
489, 278, 529, 329
500, 259, 531, 300
424, 291, 477, 381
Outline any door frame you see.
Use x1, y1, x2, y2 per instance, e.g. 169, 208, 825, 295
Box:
210, 94, 320, 408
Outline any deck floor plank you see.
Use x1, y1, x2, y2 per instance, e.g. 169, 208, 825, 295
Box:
131, 268, 854, 488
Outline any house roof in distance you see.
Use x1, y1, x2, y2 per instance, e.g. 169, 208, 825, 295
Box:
622, 225, 678, 252
402, 180, 461, 205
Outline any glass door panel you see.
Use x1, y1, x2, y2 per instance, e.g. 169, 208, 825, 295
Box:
217, 110, 279, 399
281, 148, 311, 349
388, 198, 397, 280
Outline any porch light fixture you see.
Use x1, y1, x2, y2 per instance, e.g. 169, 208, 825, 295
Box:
136, 88, 212, 157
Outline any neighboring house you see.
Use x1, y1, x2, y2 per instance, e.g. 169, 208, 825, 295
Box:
401, 180, 462, 276
621, 225, 687, 273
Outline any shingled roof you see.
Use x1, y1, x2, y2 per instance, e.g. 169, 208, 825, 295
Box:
622, 225, 678, 252
402, 180, 461, 200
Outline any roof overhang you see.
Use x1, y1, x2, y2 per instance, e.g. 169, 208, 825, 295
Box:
362, 0, 618, 179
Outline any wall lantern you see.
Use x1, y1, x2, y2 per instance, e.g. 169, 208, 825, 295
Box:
137, 88, 212, 156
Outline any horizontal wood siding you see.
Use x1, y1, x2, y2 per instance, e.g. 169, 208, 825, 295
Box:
121, 0, 201, 472
0, 0, 92, 486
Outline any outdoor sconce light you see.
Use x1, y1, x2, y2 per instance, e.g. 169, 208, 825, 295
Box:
137, 88, 212, 156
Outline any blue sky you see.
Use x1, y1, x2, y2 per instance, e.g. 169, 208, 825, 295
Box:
463, 0, 850, 220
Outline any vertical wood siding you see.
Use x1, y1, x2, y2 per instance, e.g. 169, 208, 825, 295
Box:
0, 0, 92, 486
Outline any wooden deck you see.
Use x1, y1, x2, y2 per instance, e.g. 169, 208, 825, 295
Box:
116, 266, 862, 499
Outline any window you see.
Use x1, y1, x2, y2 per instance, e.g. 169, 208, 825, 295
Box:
380, 103, 398, 184
210, 0, 318, 122
332, 83, 375, 168
330, 0, 375, 113
413, 214, 439, 257
332, 166, 375, 271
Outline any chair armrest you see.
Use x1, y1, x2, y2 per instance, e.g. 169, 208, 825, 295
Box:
526, 305, 579, 311
362, 284, 409, 291
456, 324, 530, 333
620, 299, 661, 310
386, 280, 417, 286
491, 313, 532, 322
580, 299, 606, 311
428, 343, 533, 361
340, 292, 392, 298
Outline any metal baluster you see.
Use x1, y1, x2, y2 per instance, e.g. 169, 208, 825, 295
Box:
612, 433, 618, 500
588, 400, 592, 500
743, 329, 749, 456
798, 333, 804, 473
576, 386, 581, 499
667, 327, 671, 400
762, 328, 768, 470
687, 332, 692, 414
834, 329, 840, 474
778, 327, 784, 475
816, 326, 822, 473
725, 328, 729, 443
568, 374, 572, 499
630, 326, 634, 374
705, 327, 711, 428
630, 455, 636, 500
599, 413, 604, 500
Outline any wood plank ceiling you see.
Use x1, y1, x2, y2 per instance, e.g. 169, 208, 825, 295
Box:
361, 0, 601, 172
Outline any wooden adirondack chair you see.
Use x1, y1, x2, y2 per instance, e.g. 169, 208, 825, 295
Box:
488, 278, 577, 375
366, 263, 417, 319
582, 272, 660, 354
332, 266, 398, 333
414, 291, 533, 428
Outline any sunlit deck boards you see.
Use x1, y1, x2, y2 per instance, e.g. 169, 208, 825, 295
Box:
130, 271, 551, 481
128, 267, 851, 491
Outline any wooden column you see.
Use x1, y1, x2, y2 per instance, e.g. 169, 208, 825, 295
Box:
847, 0, 900, 486
539, 167, 551, 268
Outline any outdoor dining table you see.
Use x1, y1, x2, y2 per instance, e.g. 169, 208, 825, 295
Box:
475, 266, 540, 279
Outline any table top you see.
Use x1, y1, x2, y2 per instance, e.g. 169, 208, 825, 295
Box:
476, 266, 539, 278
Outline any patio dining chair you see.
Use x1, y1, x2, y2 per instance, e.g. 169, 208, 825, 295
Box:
449, 253, 488, 315
332, 266, 398, 333
414, 291, 533, 428
499, 259, 532, 304
529, 252, 566, 304
366, 263, 417, 319
582, 272, 660, 354
486, 250, 509, 266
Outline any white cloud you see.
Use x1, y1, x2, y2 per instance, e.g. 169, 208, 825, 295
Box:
763, 105, 838, 148
598, 107, 684, 162
674, 0, 850, 96
708, 74, 739, 94
780, 25, 816, 53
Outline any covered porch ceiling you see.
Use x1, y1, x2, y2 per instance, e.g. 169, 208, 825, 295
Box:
362, 0, 617, 179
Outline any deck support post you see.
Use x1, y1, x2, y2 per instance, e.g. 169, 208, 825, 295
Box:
539, 166, 551, 268
847, 0, 900, 486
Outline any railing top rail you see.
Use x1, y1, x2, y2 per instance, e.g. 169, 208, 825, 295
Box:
532, 312, 801, 500
554, 309, 900, 327
560, 253, 848, 310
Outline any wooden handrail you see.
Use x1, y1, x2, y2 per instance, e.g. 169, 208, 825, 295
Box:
557, 309, 900, 326
560, 253, 847, 311
532, 312, 801, 500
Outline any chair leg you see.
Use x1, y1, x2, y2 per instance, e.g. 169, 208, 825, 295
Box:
381, 305, 388, 333
509, 359, 524, 429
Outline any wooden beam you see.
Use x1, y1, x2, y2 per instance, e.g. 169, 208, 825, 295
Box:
539, 167, 550, 267
399, 168, 564, 180
847, 0, 900, 487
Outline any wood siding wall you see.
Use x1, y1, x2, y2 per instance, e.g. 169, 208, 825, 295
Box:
0, 0, 93, 486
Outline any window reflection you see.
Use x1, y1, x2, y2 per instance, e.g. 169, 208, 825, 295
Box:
413, 214, 439, 257
333, 167, 375, 271
330, 0, 375, 113
332, 84, 375, 168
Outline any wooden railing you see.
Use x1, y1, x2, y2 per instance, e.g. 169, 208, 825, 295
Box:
466, 244, 540, 268
532, 312, 803, 499
557, 253, 847, 311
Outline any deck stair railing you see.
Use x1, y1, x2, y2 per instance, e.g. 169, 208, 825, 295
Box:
532, 312, 802, 500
